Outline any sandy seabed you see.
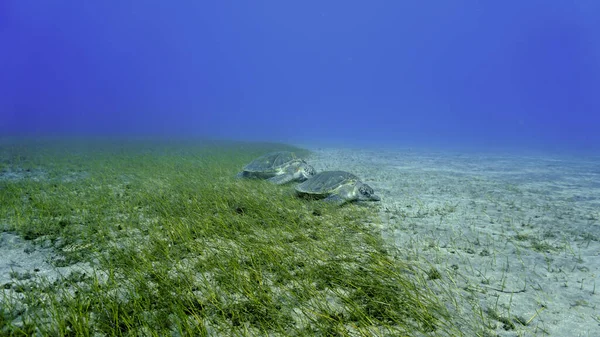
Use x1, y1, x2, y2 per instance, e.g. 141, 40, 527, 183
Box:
306, 147, 600, 336
1, 145, 599, 336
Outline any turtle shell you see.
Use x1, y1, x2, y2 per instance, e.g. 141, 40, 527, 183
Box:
243, 151, 298, 173
295, 171, 358, 195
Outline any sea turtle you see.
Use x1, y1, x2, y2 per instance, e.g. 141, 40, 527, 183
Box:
295, 170, 381, 205
236, 151, 316, 185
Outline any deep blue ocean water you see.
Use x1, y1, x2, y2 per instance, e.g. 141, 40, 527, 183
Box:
1, 1, 599, 153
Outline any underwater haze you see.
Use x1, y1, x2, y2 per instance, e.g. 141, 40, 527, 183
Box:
1, 1, 599, 152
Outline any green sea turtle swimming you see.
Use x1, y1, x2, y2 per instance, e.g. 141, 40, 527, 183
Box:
236, 151, 316, 185
295, 170, 381, 205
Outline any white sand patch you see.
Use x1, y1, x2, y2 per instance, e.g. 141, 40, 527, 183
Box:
0, 231, 94, 307
306, 147, 600, 336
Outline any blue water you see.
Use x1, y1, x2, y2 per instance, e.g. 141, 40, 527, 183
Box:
1, 1, 599, 152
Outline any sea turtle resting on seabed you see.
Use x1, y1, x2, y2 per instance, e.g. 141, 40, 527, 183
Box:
236, 151, 316, 185
295, 170, 381, 206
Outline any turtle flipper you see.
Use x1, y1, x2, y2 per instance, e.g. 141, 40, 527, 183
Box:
323, 194, 347, 206
267, 174, 294, 185
236, 171, 248, 179
369, 194, 381, 201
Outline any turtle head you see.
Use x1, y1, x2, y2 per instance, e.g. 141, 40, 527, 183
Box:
358, 183, 381, 202
295, 162, 316, 181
